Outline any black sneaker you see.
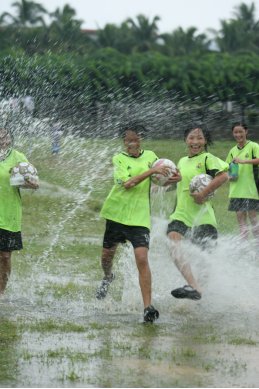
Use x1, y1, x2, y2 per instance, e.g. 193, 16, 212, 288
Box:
171, 285, 201, 300
143, 305, 159, 323
96, 273, 115, 300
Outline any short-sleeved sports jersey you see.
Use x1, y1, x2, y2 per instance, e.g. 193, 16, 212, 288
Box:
100, 150, 158, 229
0, 149, 28, 232
169, 152, 229, 228
226, 141, 259, 199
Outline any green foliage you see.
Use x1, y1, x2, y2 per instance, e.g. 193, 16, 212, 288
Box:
1, 50, 259, 112
215, 2, 259, 54
1, 1, 259, 120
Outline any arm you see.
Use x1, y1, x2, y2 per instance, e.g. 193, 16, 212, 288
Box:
191, 172, 229, 204
233, 157, 259, 165
124, 165, 171, 189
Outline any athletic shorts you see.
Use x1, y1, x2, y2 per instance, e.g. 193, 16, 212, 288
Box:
0, 228, 23, 252
167, 220, 218, 247
103, 220, 150, 249
228, 198, 259, 212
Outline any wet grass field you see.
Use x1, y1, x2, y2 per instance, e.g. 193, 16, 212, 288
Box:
1, 136, 259, 387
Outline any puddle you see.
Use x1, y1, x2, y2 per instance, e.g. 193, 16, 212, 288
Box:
0, 129, 258, 387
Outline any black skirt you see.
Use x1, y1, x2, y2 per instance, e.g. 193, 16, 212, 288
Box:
228, 198, 259, 212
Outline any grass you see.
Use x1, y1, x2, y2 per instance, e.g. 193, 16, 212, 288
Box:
0, 320, 20, 383
227, 337, 257, 346
21, 137, 244, 242
23, 320, 86, 333
1, 135, 258, 387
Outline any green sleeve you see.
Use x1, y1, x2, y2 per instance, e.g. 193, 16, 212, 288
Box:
206, 153, 229, 175
252, 142, 259, 159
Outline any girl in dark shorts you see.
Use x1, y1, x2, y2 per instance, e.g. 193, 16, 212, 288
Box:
167, 125, 229, 301
226, 122, 259, 241
96, 124, 176, 323
0, 126, 37, 294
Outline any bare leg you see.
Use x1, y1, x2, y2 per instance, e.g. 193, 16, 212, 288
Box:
248, 210, 259, 241
96, 246, 118, 299
101, 245, 117, 278
0, 251, 12, 294
168, 231, 202, 294
236, 211, 249, 240
134, 247, 151, 308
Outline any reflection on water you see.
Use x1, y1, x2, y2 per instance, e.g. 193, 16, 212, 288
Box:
1, 212, 258, 387
0, 319, 20, 386
0, 115, 258, 387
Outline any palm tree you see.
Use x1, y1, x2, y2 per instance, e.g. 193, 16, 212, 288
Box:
96, 22, 135, 54
49, 4, 85, 51
161, 27, 210, 56
0, 0, 47, 27
214, 2, 259, 53
126, 14, 161, 52
233, 2, 258, 28
49, 4, 82, 32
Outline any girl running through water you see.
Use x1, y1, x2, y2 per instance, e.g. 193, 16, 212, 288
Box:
167, 125, 229, 300
0, 125, 38, 294
96, 124, 178, 322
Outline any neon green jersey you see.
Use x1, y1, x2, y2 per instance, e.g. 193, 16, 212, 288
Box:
170, 152, 229, 228
100, 150, 158, 229
0, 149, 28, 232
226, 141, 259, 199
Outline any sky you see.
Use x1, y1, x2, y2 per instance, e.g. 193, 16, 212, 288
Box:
0, 0, 258, 34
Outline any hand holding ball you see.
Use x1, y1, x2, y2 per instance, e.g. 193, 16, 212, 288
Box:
10, 162, 39, 189
151, 159, 177, 186
189, 173, 214, 200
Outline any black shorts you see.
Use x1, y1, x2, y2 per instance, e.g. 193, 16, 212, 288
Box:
103, 220, 150, 249
0, 228, 23, 252
167, 220, 217, 247
228, 198, 259, 212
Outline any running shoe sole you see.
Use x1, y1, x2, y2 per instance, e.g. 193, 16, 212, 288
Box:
171, 285, 201, 300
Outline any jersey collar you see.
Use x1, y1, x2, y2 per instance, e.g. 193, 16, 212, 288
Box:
237, 140, 250, 150
122, 149, 144, 158
188, 151, 206, 159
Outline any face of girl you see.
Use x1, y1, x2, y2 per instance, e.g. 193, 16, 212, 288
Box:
232, 125, 247, 146
124, 130, 141, 157
185, 128, 206, 157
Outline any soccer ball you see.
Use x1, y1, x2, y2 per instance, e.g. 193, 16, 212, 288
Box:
189, 174, 214, 199
10, 162, 39, 189
151, 158, 177, 186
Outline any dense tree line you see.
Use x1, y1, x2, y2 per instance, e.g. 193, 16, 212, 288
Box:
0, 0, 259, 131
1, 1, 259, 55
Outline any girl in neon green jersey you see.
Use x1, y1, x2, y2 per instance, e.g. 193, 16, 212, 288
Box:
0, 126, 38, 294
226, 122, 259, 241
96, 124, 177, 323
167, 125, 229, 301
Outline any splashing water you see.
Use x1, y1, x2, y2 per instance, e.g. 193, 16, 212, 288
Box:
115, 183, 259, 329
0, 101, 257, 322
1, 90, 259, 387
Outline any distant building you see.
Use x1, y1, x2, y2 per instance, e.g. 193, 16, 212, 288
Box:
81, 29, 98, 41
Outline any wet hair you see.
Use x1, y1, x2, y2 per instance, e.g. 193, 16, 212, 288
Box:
0, 127, 13, 142
0, 127, 14, 161
119, 123, 147, 139
231, 122, 248, 131
184, 124, 212, 150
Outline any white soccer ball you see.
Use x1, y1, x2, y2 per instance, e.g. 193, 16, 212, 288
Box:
189, 173, 214, 199
10, 162, 39, 189
151, 158, 177, 186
